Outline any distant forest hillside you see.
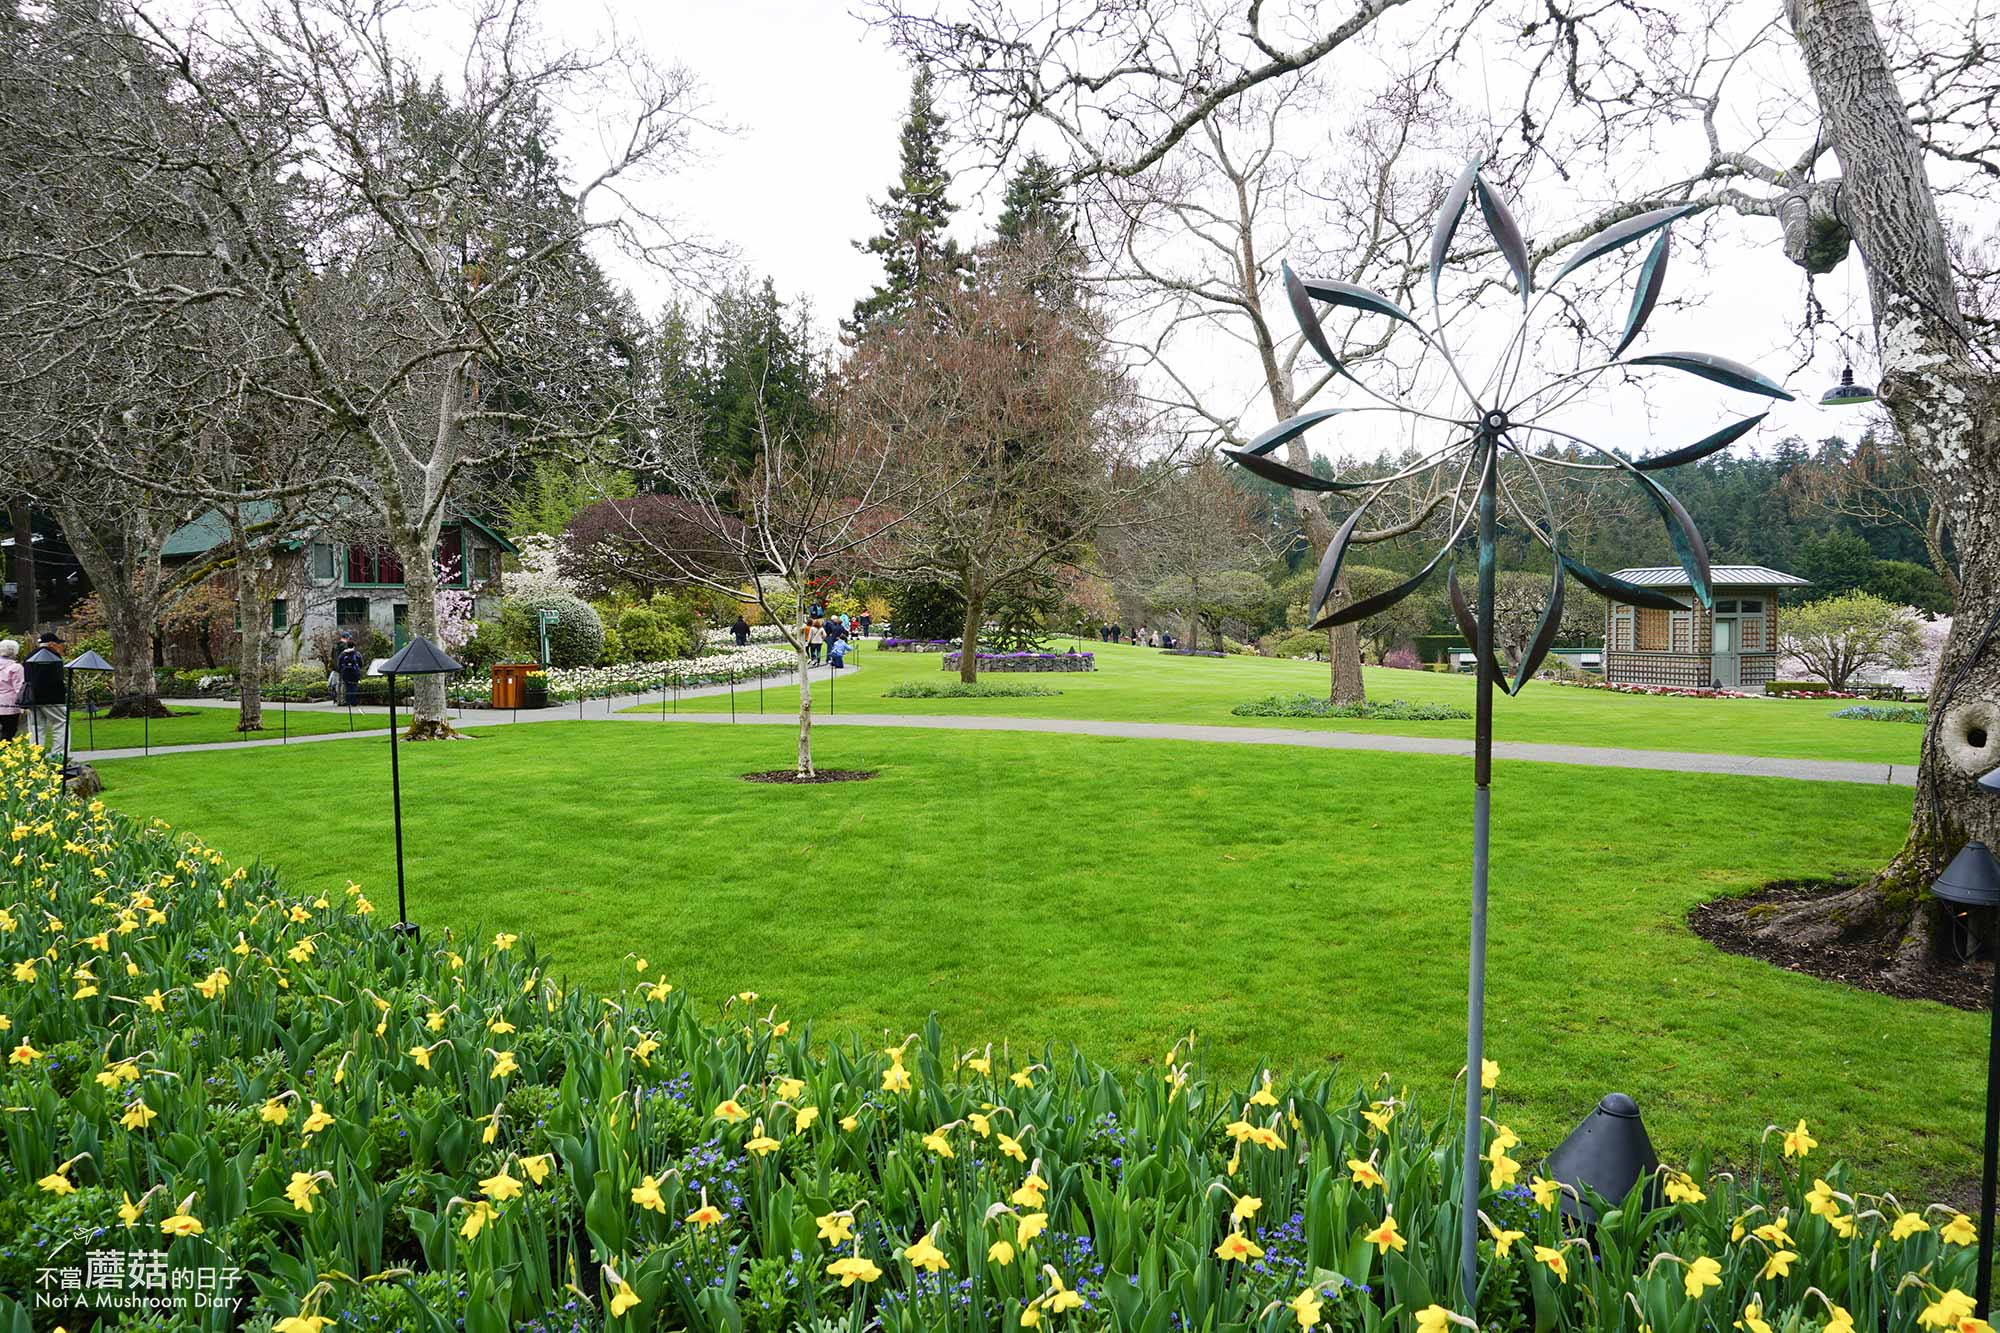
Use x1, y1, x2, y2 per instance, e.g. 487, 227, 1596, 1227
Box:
1237, 432, 1950, 612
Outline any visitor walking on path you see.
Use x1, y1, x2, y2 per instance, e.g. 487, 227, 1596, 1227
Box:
0, 640, 22, 742
829, 633, 850, 671
807, 619, 825, 667
859, 612, 872, 637
731, 615, 751, 647
21, 630, 65, 762
336, 635, 365, 706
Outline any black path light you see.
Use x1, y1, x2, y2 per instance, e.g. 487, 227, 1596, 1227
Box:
377, 635, 463, 946
1930, 764, 2000, 1316
1229, 159, 1793, 1308
1542, 1092, 1661, 1224
62, 649, 113, 772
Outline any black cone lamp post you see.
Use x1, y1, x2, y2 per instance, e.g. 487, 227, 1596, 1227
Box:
1932, 765, 2000, 1315
62, 650, 113, 771
377, 635, 462, 946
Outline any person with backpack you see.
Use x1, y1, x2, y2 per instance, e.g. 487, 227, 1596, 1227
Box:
336, 635, 365, 706
731, 615, 751, 647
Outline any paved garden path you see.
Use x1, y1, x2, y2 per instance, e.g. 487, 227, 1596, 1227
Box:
73, 670, 1917, 787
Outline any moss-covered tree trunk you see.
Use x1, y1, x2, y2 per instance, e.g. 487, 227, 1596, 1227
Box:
1747, 0, 2000, 982
234, 556, 265, 732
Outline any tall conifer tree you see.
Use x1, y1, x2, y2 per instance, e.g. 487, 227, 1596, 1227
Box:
848, 65, 966, 334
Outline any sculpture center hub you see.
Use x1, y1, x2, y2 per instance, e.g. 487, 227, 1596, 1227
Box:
1483, 409, 1510, 434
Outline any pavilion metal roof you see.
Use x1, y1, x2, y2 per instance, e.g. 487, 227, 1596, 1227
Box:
1609, 565, 1811, 588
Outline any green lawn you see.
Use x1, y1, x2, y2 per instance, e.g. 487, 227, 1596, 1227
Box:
94, 720, 1971, 1198
68, 703, 387, 752
652, 640, 1923, 764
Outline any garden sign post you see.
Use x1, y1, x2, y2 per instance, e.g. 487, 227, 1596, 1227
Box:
1228, 161, 1793, 1309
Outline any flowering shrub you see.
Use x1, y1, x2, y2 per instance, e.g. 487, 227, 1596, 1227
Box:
701, 625, 792, 650
1766, 681, 1862, 699
451, 649, 793, 704
1232, 694, 1473, 720
1381, 649, 1423, 671
1831, 703, 1928, 724
1548, 680, 1753, 699
941, 651, 1094, 673
0, 743, 1990, 1333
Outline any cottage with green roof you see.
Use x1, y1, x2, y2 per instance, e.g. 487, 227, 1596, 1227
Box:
1602, 565, 1811, 691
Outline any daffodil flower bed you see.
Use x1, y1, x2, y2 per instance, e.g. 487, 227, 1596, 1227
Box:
0, 743, 1989, 1333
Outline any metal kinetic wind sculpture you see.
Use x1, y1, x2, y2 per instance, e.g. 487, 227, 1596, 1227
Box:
1225, 160, 1794, 1309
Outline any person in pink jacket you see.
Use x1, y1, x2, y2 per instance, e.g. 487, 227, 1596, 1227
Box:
0, 640, 22, 742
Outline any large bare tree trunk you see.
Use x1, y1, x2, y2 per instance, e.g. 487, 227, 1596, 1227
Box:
233, 556, 265, 732
392, 540, 458, 741
1748, 0, 2000, 979
58, 502, 171, 718
958, 580, 986, 684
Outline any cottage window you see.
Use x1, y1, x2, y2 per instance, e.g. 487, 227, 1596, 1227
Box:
271, 598, 288, 632
470, 544, 497, 584
346, 547, 404, 586
436, 527, 464, 584
309, 543, 335, 581
335, 597, 369, 633
1636, 608, 1668, 651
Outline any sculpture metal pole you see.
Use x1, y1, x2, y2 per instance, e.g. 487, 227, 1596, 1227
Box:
1460, 432, 1498, 1300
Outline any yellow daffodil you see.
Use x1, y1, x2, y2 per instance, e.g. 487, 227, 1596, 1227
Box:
1753, 1215, 1791, 1246
1488, 1151, 1521, 1190
989, 1238, 1015, 1265
1290, 1287, 1325, 1330
481, 1167, 522, 1202
118, 1193, 142, 1226
1828, 1211, 1856, 1238
1481, 1058, 1499, 1089
1010, 1068, 1035, 1088
38, 1167, 76, 1194
1782, 1119, 1816, 1159
1416, 1307, 1456, 1333
609, 1282, 640, 1318
1530, 1176, 1561, 1209
1362, 1102, 1394, 1134
1919, 1291, 1979, 1332
775, 1076, 804, 1100
1825, 1305, 1855, 1333
795, 1105, 820, 1131
1490, 1123, 1520, 1154
1684, 1255, 1722, 1300
1761, 1248, 1796, 1280
1214, 1230, 1264, 1262
275, 1315, 332, 1333
631, 1176, 666, 1213
522, 1155, 553, 1186
905, 1234, 950, 1272
1942, 1214, 1979, 1247
686, 1202, 724, 1228
1535, 1244, 1569, 1283
998, 1133, 1026, 1163
1664, 1172, 1706, 1205
493, 932, 517, 951
1735, 1300, 1773, 1333
1348, 1158, 1385, 1190
713, 1098, 749, 1123
460, 1200, 495, 1240
489, 1050, 518, 1079
746, 1125, 781, 1156
1011, 1174, 1048, 1209
1232, 1194, 1262, 1222
1805, 1177, 1839, 1218
260, 1097, 291, 1125
120, 1100, 157, 1130
817, 1211, 855, 1244
1248, 1072, 1279, 1107
1364, 1215, 1406, 1253
883, 1063, 912, 1094
285, 1172, 321, 1213
10, 1041, 40, 1065
302, 1102, 334, 1135
922, 1128, 954, 1158
828, 1255, 880, 1287
1892, 1211, 1932, 1241
1486, 1220, 1525, 1257
1017, 1212, 1047, 1245
409, 1045, 431, 1070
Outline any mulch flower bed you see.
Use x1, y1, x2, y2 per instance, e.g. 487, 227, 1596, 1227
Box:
739, 768, 879, 784
1690, 879, 1990, 1011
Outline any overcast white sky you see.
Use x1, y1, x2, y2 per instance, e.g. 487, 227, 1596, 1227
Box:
543, 0, 1890, 460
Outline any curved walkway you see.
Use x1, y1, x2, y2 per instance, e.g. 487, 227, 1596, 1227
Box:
73, 674, 1916, 787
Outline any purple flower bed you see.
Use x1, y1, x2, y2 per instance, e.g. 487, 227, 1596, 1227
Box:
941, 650, 1096, 673
879, 636, 959, 652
